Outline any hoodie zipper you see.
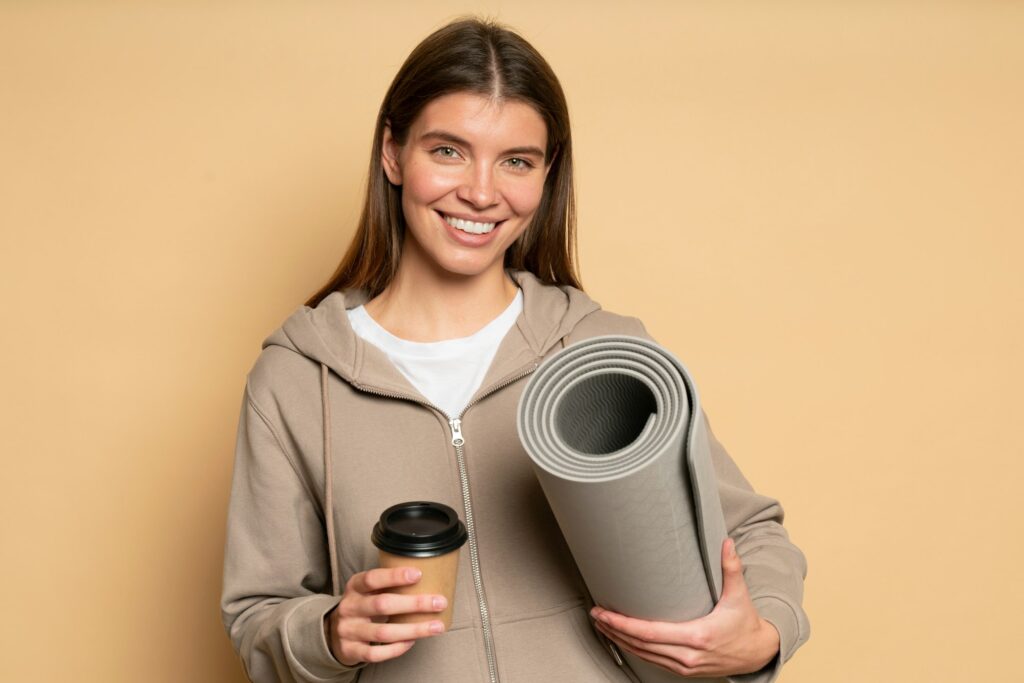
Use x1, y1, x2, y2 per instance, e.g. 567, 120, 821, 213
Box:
353, 362, 538, 683
447, 415, 497, 681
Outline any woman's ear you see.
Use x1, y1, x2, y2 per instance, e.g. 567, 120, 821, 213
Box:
381, 124, 403, 186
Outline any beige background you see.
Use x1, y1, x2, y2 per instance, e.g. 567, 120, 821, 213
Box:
2, 1, 1021, 681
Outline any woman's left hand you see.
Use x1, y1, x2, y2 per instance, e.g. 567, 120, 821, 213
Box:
590, 538, 780, 678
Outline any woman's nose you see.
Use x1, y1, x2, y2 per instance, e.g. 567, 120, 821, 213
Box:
456, 165, 497, 209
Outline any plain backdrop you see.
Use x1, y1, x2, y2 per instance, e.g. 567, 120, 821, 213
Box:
1, 2, 1022, 681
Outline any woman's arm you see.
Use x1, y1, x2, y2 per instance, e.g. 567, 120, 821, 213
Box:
592, 410, 810, 681
704, 408, 811, 673
594, 319, 810, 680
220, 387, 366, 683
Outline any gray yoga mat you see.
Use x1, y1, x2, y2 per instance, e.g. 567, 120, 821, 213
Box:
517, 335, 734, 683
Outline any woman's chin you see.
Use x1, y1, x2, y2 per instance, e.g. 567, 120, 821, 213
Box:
401, 235, 510, 281
432, 254, 505, 280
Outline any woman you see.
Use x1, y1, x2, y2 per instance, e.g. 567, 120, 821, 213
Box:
221, 17, 809, 683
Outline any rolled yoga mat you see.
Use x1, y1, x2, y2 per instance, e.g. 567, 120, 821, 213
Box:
517, 335, 739, 683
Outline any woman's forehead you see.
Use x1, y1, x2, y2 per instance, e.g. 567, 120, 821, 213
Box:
411, 92, 548, 152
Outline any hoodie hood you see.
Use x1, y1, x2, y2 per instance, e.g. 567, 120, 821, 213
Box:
261, 269, 601, 401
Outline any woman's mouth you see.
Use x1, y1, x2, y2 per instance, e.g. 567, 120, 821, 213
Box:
440, 212, 501, 235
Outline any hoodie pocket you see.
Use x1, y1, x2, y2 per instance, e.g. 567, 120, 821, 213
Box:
354, 625, 484, 683
492, 605, 632, 682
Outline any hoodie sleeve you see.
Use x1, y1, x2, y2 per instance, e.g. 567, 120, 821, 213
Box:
221, 386, 366, 683
703, 410, 810, 682
626, 318, 810, 681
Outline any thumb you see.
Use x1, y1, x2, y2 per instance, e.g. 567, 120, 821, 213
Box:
719, 538, 749, 604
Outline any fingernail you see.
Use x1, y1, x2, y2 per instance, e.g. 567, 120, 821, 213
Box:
598, 613, 612, 624
729, 539, 737, 558
433, 596, 447, 610
429, 621, 444, 634
407, 569, 422, 581
590, 607, 599, 618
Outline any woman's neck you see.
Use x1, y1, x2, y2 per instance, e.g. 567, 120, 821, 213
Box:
363, 257, 518, 342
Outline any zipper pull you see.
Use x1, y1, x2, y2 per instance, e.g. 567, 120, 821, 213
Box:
608, 640, 625, 666
449, 417, 465, 447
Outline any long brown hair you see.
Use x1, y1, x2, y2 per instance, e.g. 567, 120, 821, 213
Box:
305, 17, 581, 307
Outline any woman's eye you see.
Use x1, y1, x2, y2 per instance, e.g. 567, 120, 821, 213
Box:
433, 146, 459, 159
506, 157, 534, 170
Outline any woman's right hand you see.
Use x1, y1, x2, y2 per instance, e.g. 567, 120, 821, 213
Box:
325, 567, 448, 666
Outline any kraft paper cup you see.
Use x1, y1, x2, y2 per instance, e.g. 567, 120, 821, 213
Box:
371, 501, 468, 629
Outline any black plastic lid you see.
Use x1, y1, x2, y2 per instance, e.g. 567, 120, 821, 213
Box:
371, 501, 468, 558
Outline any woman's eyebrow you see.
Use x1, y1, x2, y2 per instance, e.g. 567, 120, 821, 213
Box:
421, 129, 545, 160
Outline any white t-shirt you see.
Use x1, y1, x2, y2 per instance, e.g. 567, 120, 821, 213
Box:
347, 289, 524, 418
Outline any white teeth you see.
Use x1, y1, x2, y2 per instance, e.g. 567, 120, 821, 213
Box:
443, 214, 497, 234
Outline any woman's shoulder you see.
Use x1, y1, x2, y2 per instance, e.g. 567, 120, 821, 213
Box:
514, 269, 656, 345
243, 310, 332, 409
248, 340, 318, 385
568, 307, 656, 344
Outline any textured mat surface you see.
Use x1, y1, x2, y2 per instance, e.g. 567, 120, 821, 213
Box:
517, 335, 731, 683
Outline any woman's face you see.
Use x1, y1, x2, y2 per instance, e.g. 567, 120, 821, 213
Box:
382, 91, 551, 280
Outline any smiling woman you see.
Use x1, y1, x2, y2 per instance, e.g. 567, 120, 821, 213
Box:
380, 93, 551, 282
220, 16, 809, 683
305, 18, 579, 309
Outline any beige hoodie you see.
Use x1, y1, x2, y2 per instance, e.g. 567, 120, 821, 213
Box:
220, 269, 810, 683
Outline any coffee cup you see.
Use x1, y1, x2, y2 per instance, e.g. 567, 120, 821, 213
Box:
371, 501, 468, 629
